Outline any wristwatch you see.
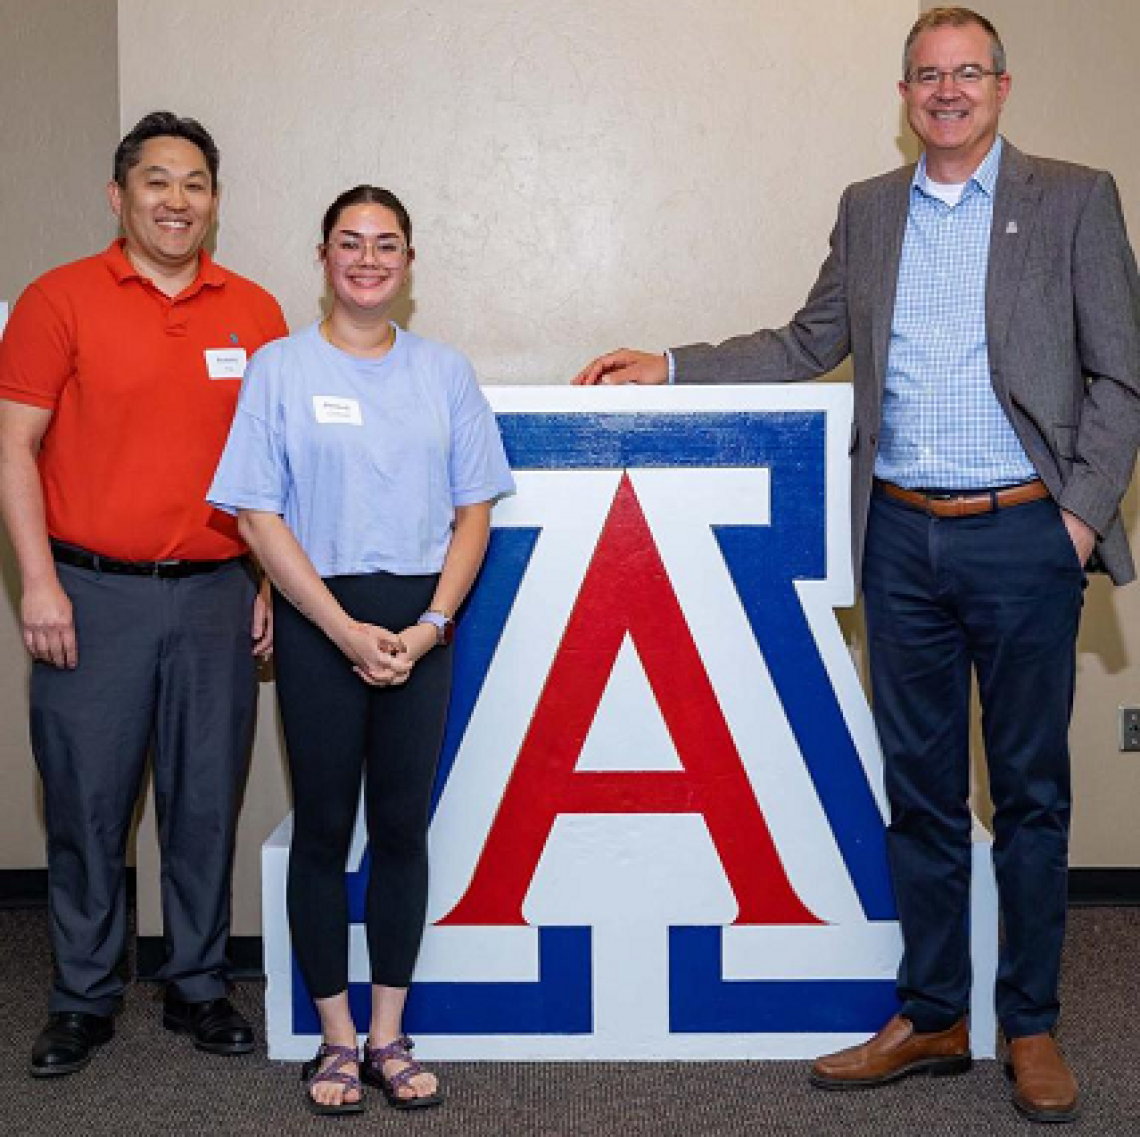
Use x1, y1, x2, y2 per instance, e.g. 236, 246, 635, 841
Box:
417, 609, 455, 646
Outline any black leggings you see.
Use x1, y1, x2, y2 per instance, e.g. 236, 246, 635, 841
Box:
273, 572, 451, 998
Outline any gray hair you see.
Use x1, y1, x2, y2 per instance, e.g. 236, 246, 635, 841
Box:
903, 7, 1007, 79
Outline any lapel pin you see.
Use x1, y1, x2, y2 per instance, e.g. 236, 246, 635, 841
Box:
1005, 220, 1018, 234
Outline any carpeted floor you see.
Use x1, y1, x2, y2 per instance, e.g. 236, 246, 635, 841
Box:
0, 906, 1137, 1135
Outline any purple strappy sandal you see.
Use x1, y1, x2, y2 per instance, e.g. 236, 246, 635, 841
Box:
300, 1042, 365, 1116
362, 1034, 443, 1110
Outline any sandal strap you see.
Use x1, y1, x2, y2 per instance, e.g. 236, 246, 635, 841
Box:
306, 1043, 362, 1089
365, 1034, 415, 1063
310, 1069, 360, 1090
365, 1035, 430, 1092
383, 1062, 424, 1092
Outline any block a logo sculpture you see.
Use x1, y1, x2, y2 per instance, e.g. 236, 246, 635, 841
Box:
264, 384, 997, 1060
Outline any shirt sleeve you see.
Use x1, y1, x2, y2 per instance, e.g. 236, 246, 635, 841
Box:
256, 293, 289, 347
448, 361, 516, 507
206, 348, 289, 515
0, 283, 74, 410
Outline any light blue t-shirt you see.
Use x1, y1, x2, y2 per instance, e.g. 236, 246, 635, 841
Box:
208, 321, 515, 577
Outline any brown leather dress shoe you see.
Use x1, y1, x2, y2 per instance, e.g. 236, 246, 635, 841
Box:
810, 1014, 971, 1089
1006, 1034, 1079, 1123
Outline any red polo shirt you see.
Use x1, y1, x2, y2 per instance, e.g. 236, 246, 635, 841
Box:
0, 241, 287, 560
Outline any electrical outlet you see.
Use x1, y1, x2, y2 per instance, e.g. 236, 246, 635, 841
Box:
1120, 707, 1140, 752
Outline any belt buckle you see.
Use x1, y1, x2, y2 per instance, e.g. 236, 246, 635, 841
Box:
153, 559, 181, 577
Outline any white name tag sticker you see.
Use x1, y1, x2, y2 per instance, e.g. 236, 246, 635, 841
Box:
204, 348, 248, 379
313, 395, 364, 425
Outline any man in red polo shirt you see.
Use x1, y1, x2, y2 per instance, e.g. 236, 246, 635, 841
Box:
0, 112, 286, 1077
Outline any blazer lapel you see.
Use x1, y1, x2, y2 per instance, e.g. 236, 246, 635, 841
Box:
869, 169, 912, 399
986, 142, 1042, 368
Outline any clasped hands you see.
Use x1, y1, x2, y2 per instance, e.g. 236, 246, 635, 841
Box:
337, 619, 438, 687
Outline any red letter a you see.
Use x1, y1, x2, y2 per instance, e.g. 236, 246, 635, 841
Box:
441, 474, 820, 927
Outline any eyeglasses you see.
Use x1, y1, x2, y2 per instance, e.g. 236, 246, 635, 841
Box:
906, 64, 1003, 87
325, 236, 409, 266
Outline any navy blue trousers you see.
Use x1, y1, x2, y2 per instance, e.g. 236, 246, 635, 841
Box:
862, 490, 1085, 1039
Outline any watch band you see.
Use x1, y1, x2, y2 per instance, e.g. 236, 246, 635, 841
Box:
417, 609, 455, 646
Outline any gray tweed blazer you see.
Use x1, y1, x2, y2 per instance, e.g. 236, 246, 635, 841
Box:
673, 141, 1140, 586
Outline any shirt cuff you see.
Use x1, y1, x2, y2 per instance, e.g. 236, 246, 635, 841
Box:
665, 350, 676, 385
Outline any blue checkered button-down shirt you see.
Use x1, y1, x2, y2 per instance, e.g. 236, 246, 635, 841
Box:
874, 137, 1036, 489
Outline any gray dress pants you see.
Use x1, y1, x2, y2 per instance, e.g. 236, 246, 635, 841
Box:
32, 559, 256, 1015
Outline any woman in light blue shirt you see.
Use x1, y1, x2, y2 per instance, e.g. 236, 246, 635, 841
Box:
209, 186, 513, 1115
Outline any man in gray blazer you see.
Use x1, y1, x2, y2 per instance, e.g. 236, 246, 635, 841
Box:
575, 6, 1140, 1124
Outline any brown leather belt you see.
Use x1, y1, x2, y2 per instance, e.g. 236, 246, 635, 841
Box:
875, 478, 1049, 518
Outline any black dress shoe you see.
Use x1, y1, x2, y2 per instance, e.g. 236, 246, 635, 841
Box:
30, 1012, 114, 1078
163, 994, 254, 1055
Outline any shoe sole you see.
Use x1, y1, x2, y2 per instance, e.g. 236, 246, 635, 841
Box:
380, 1091, 444, 1112
1011, 1098, 1080, 1125
304, 1094, 366, 1117
810, 1054, 973, 1090
30, 1055, 93, 1078
162, 1016, 255, 1055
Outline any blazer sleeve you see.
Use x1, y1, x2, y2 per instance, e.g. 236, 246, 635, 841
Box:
1060, 171, 1140, 536
670, 187, 854, 384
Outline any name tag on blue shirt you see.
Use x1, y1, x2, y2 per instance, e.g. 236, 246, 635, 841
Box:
312, 395, 363, 425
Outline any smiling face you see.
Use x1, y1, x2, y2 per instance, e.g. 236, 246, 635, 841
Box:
900, 22, 1010, 182
322, 203, 414, 316
107, 135, 217, 284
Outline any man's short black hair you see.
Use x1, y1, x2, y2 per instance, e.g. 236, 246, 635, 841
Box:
112, 111, 220, 189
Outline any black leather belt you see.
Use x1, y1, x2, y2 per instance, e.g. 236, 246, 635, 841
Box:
875, 478, 1049, 518
50, 540, 240, 579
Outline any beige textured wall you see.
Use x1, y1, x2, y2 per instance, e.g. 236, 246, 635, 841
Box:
0, 0, 120, 869
117, 0, 915, 376
3, 0, 1139, 922
117, 0, 916, 935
